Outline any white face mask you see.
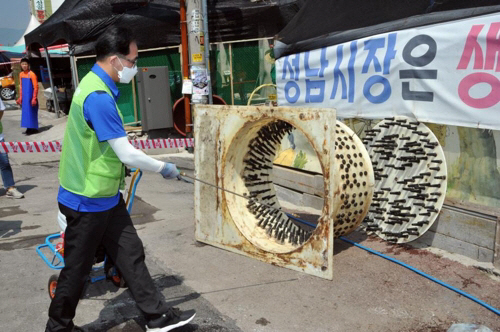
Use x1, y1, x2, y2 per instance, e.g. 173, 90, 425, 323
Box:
114, 57, 137, 84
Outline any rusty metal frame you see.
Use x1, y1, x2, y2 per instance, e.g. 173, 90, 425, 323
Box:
193, 105, 337, 279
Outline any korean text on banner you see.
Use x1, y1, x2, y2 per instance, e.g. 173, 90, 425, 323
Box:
276, 13, 500, 130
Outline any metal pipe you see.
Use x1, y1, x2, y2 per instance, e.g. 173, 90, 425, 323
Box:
178, 172, 285, 215
229, 43, 234, 105
43, 46, 60, 118
69, 53, 79, 90
131, 78, 138, 123
180, 0, 192, 133
247, 83, 276, 106
202, 0, 213, 104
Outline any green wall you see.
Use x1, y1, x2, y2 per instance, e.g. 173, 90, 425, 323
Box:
75, 40, 275, 123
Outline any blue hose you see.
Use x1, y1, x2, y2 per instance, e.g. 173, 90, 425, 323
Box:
126, 168, 143, 214
285, 213, 500, 316
339, 236, 500, 316
286, 213, 317, 228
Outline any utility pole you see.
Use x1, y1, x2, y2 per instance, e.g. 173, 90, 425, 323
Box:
186, 0, 211, 105
43, 46, 60, 118
202, 0, 213, 104
28, 0, 33, 15
180, 0, 212, 136
180, 0, 192, 134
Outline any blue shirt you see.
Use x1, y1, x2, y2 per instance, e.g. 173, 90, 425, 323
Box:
58, 64, 127, 212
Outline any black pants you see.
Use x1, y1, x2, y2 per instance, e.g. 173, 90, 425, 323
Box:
46, 197, 169, 332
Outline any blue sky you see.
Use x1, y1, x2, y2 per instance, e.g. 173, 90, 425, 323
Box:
0, 1, 30, 30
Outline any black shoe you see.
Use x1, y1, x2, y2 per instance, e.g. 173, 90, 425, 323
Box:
24, 128, 38, 135
146, 308, 196, 332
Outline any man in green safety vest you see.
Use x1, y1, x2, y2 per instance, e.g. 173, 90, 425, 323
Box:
45, 26, 195, 332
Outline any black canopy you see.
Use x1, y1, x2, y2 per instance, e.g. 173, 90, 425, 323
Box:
275, 0, 500, 58
25, 0, 304, 55
0, 53, 12, 66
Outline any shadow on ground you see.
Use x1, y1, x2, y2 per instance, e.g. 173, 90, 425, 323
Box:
82, 275, 202, 332
15, 184, 37, 194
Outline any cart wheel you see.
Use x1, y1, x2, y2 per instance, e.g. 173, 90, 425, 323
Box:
109, 267, 127, 288
48, 274, 59, 300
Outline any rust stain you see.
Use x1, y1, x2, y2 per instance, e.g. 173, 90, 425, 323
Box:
383, 243, 432, 257
215, 126, 221, 212
455, 272, 482, 289
231, 243, 244, 251
310, 231, 327, 252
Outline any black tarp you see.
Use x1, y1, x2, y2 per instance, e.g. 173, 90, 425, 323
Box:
0, 53, 13, 77
0, 50, 25, 60
25, 0, 304, 55
0, 53, 10, 63
275, 0, 500, 58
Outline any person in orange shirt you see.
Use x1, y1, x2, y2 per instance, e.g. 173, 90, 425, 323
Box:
16, 57, 39, 135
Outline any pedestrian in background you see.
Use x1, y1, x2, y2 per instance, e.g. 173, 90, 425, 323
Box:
0, 98, 24, 198
16, 57, 39, 135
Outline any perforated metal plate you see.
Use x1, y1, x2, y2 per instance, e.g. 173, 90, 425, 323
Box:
363, 117, 447, 243
333, 121, 374, 237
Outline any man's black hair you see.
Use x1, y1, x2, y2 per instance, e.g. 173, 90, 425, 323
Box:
95, 26, 136, 62
20, 57, 30, 65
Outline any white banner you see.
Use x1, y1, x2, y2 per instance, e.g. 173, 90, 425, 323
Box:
277, 13, 500, 130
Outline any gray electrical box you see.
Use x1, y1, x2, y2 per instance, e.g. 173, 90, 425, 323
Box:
136, 66, 173, 131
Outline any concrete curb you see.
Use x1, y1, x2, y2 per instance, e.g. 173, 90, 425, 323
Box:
155, 151, 195, 170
